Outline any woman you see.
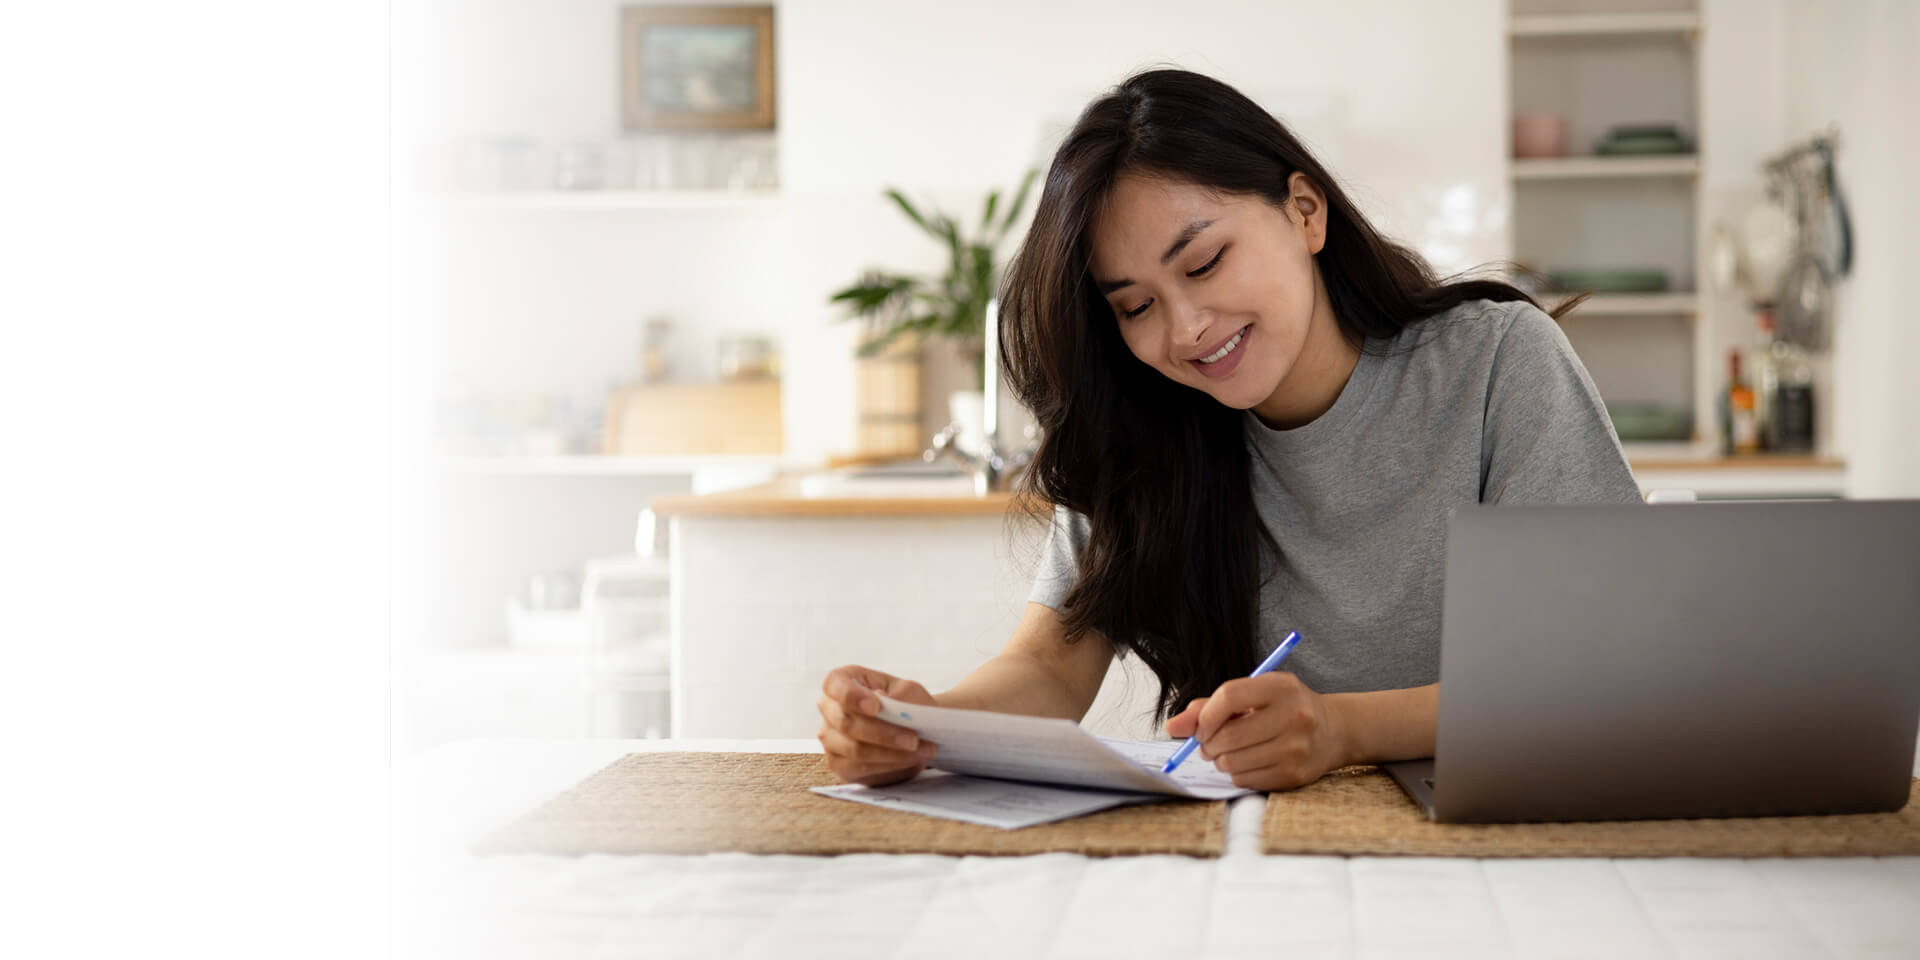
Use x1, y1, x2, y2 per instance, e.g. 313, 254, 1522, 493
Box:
816, 68, 1641, 791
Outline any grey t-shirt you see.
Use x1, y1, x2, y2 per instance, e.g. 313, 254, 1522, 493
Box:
1028, 298, 1643, 694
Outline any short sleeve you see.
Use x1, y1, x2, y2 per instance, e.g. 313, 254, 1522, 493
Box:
1027, 503, 1091, 611
1480, 303, 1644, 505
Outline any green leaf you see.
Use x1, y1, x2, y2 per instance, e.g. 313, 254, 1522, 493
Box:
825, 283, 885, 306
972, 244, 995, 318
885, 188, 941, 239
979, 189, 1000, 234
939, 216, 964, 294
826, 274, 918, 315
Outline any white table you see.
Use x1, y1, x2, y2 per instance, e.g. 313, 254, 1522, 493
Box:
397, 739, 1920, 959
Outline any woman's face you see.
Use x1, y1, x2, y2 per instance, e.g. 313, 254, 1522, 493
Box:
1088, 173, 1330, 413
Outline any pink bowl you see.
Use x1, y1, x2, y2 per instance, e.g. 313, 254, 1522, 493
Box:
1513, 113, 1567, 158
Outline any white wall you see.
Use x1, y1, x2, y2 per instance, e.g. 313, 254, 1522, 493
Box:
1699, 0, 1789, 451
416, 0, 1511, 462
1781, 0, 1920, 497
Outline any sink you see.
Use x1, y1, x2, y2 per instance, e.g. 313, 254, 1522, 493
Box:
796, 462, 981, 498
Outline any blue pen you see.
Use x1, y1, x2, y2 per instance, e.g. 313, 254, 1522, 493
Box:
1162, 630, 1302, 775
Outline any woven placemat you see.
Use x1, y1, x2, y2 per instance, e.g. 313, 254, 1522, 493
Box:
475, 753, 1226, 857
1263, 766, 1920, 858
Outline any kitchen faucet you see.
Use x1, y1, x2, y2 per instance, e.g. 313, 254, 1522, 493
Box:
924, 298, 1039, 495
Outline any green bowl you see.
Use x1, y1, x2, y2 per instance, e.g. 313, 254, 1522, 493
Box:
1608, 404, 1692, 442
1594, 125, 1692, 155
1546, 269, 1669, 294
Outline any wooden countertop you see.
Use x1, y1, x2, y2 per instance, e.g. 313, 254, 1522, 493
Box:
654, 456, 1847, 518
1628, 455, 1844, 471
650, 475, 1027, 517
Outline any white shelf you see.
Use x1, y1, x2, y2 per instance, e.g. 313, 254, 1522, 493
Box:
422, 189, 784, 212
1622, 440, 1715, 462
1510, 11, 1700, 38
1629, 459, 1849, 499
1552, 292, 1700, 316
1512, 155, 1699, 180
439, 454, 796, 476
422, 647, 672, 689
1624, 444, 1850, 498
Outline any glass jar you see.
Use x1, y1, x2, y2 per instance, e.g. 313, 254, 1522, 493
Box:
716, 335, 777, 380
640, 316, 674, 383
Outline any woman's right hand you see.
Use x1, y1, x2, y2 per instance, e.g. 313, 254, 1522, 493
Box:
817, 665, 940, 786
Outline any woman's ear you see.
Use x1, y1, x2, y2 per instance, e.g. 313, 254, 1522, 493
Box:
1285, 172, 1329, 255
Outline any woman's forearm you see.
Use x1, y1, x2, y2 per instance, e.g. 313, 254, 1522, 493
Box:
1325, 683, 1439, 766
937, 651, 1100, 721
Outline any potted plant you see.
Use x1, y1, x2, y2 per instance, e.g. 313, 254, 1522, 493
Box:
828, 170, 1038, 454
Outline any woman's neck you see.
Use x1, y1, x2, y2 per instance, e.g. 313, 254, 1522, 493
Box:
1251, 266, 1361, 430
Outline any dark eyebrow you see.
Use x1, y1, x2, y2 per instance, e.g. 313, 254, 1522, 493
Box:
1094, 219, 1216, 294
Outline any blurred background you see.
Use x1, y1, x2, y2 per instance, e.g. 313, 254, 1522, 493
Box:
389, 0, 1919, 751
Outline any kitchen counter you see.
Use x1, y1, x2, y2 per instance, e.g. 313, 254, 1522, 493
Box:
1629, 453, 1848, 499
651, 453, 1850, 519
649, 474, 1025, 517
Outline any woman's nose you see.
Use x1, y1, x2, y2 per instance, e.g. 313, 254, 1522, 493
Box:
1171, 301, 1212, 347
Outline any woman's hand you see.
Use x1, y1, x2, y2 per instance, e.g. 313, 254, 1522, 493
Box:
1163, 671, 1350, 791
816, 665, 940, 786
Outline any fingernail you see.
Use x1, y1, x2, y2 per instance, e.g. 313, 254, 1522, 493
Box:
863, 698, 881, 716
894, 733, 917, 750
916, 743, 938, 759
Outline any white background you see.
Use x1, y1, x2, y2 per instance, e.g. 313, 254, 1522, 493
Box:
4, 2, 391, 957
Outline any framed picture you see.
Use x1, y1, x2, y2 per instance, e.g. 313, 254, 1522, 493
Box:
620, 5, 776, 131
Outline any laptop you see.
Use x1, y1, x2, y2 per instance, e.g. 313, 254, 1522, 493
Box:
1383, 500, 1920, 823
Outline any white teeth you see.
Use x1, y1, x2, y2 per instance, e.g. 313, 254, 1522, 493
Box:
1200, 329, 1246, 364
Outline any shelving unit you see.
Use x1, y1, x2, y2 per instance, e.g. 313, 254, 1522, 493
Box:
1554, 292, 1699, 316
424, 188, 784, 213
1511, 155, 1698, 180
438, 454, 797, 477
1508, 10, 1699, 37
1509, 0, 1709, 452
401, 3, 803, 750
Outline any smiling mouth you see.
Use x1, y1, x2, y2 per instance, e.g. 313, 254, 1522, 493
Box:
1191, 325, 1251, 364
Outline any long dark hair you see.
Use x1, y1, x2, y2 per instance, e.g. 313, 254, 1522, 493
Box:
999, 68, 1572, 721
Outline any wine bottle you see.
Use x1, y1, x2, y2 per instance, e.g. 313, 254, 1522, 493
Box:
1727, 350, 1759, 456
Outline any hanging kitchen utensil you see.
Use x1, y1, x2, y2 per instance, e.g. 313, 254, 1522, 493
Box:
1738, 200, 1797, 306
1774, 251, 1832, 351
1754, 131, 1849, 349
1813, 138, 1853, 278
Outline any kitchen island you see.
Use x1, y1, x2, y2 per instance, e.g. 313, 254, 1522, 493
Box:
651, 476, 1165, 740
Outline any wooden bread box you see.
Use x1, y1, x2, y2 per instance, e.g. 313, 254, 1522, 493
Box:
603, 380, 783, 455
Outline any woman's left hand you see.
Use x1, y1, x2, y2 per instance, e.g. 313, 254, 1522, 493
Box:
1163, 672, 1350, 791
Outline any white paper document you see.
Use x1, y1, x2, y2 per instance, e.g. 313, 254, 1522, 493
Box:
812, 772, 1157, 829
810, 696, 1253, 829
